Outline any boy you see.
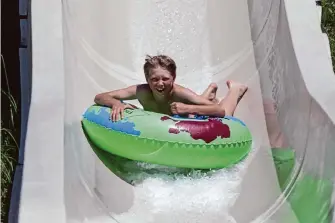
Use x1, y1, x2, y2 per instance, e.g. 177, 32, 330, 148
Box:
94, 55, 248, 122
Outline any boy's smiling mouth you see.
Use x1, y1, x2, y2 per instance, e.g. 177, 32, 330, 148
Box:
156, 88, 165, 93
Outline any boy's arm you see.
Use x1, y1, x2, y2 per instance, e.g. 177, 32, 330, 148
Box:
171, 102, 226, 117
174, 85, 216, 105
94, 85, 138, 107
188, 104, 225, 117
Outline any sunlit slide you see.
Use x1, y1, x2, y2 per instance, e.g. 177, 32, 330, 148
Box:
13, 0, 335, 223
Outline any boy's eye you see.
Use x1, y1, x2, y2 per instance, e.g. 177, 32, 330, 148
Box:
162, 78, 170, 81
151, 78, 158, 82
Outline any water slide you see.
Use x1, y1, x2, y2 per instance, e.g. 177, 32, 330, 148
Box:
11, 0, 335, 222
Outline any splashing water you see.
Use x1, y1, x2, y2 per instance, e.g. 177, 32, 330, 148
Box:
103, 143, 256, 223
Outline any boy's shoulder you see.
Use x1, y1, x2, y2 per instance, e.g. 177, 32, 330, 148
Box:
134, 84, 155, 108
135, 83, 151, 93
135, 84, 153, 99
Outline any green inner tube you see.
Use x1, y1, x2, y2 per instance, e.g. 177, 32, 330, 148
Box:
81, 104, 253, 169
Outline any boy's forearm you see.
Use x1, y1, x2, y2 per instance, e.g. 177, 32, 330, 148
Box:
94, 94, 121, 107
94, 85, 138, 107
185, 104, 225, 117
193, 97, 216, 105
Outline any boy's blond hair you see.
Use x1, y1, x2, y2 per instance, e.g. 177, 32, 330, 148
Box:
143, 55, 177, 79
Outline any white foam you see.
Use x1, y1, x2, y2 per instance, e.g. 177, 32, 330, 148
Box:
111, 143, 256, 223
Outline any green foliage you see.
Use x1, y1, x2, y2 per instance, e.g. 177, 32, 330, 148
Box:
1, 55, 19, 222
321, 0, 335, 70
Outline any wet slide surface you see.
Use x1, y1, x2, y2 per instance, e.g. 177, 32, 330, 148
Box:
14, 0, 335, 223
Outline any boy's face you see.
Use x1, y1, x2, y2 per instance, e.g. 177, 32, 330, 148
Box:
147, 67, 175, 97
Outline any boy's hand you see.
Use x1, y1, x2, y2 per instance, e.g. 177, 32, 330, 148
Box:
111, 102, 136, 122
170, 102, 190, 115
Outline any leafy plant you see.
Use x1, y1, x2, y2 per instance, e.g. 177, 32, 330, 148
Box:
321, 0, 335, 70
1, 55, 19, 222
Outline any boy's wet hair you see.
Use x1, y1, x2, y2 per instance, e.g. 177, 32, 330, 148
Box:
143, 55, 176, 79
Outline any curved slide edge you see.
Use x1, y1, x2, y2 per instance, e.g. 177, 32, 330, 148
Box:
249, 0, 335, 222
282, 0, 335, 222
